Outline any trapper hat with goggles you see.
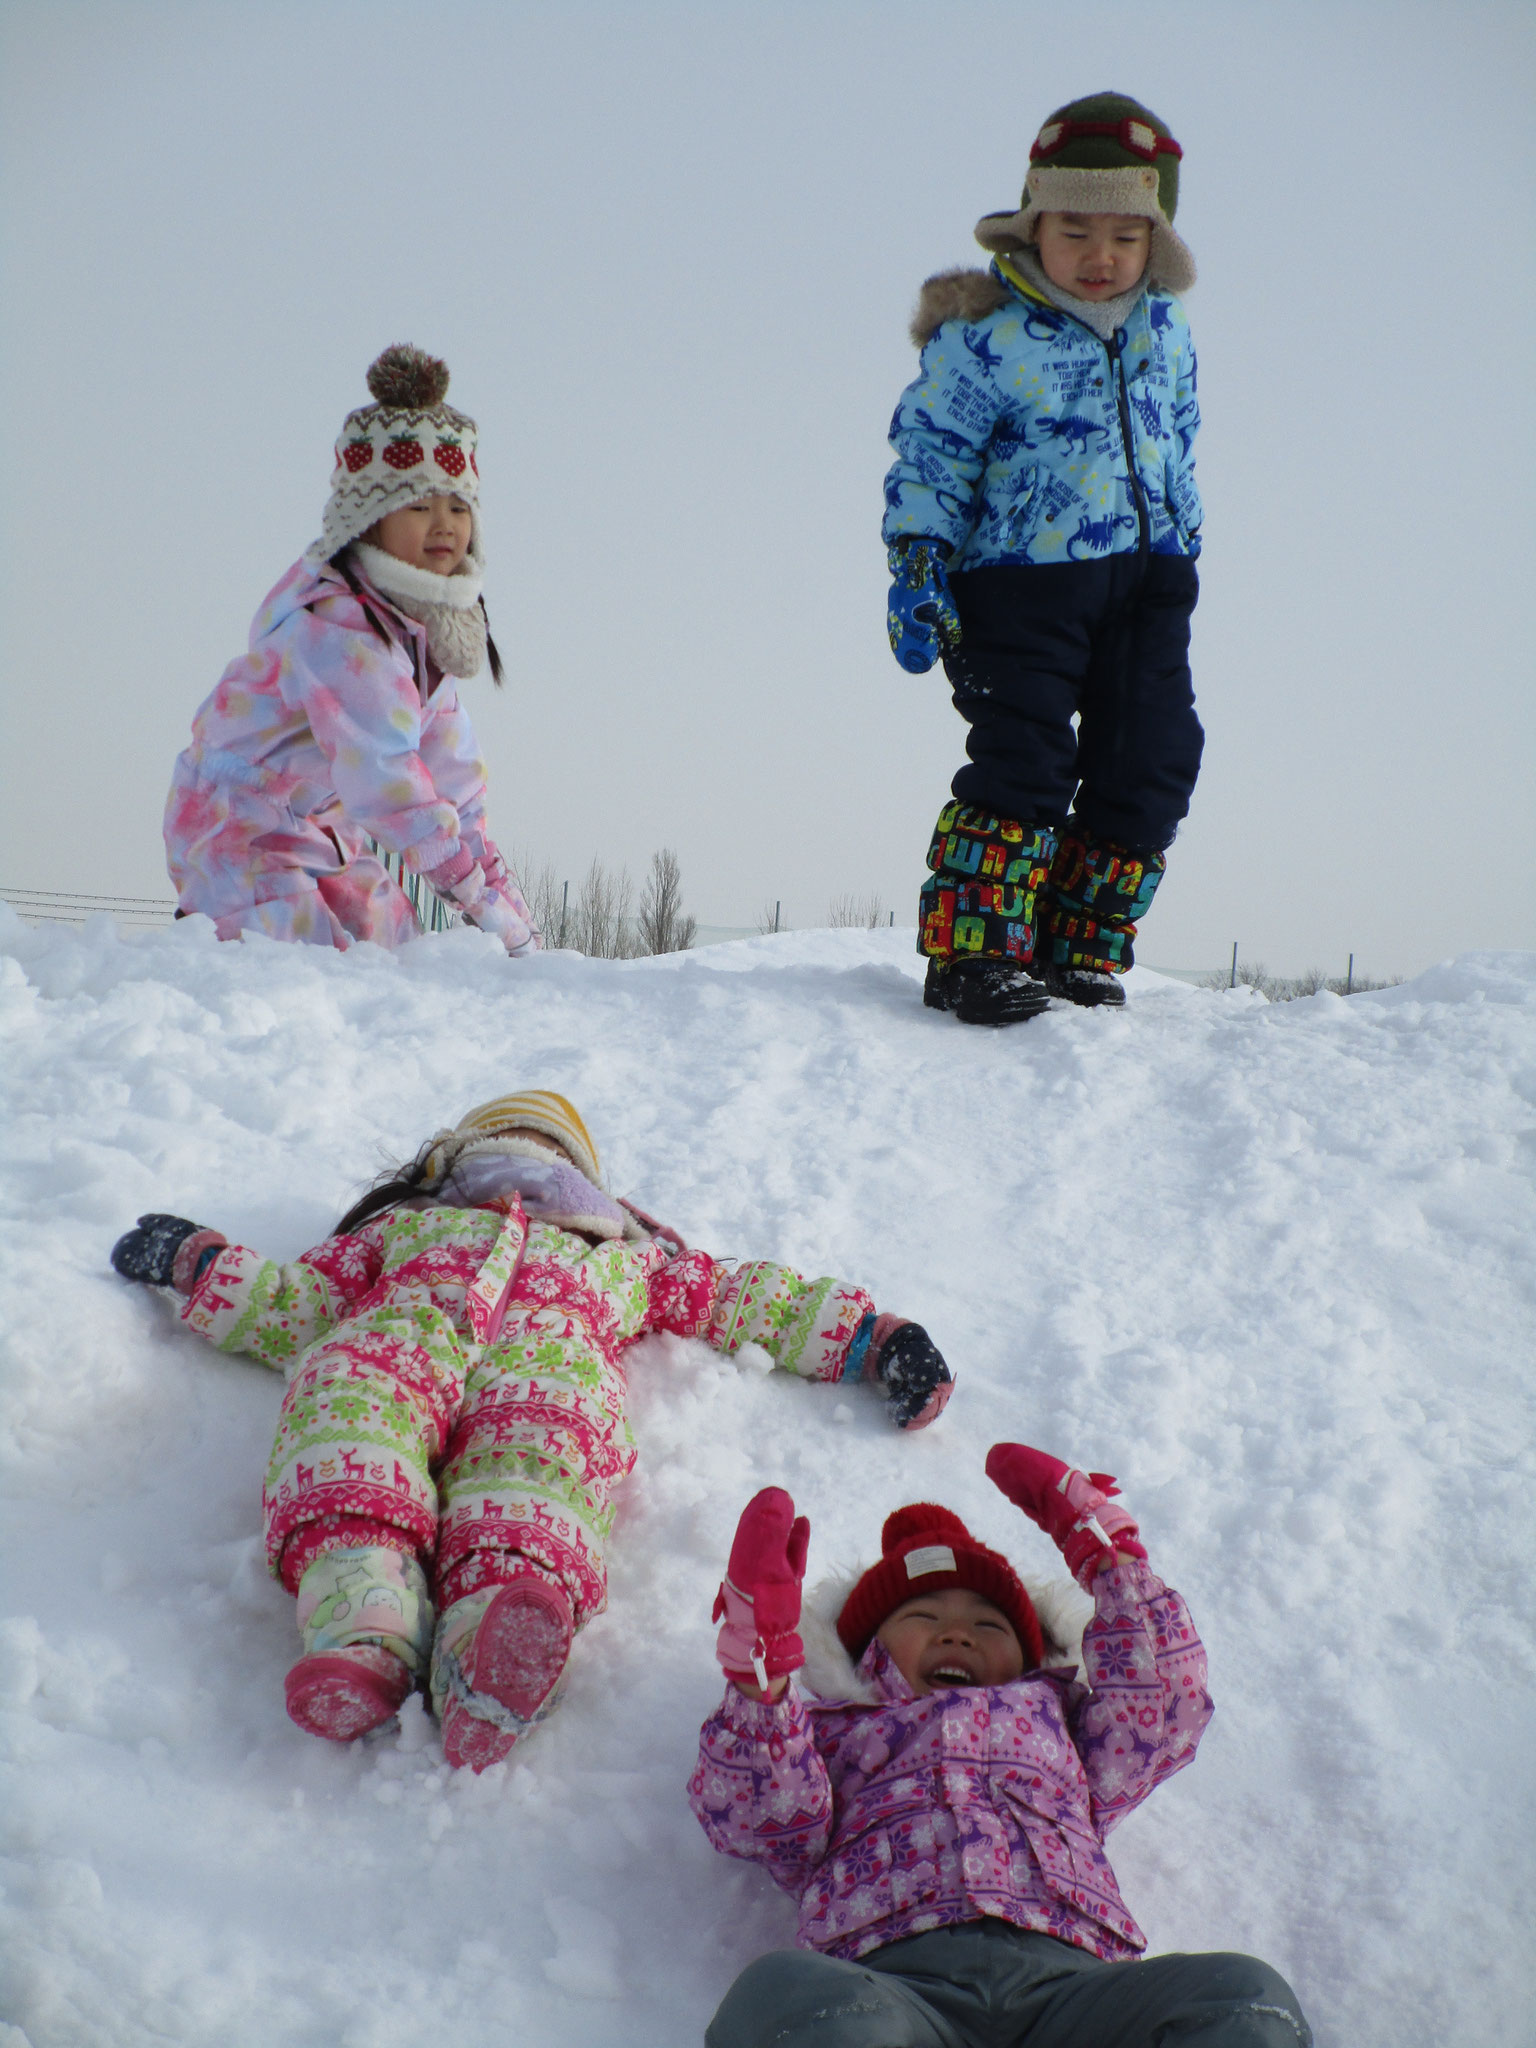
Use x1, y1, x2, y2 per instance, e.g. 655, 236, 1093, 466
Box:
974, 91, 1195, 294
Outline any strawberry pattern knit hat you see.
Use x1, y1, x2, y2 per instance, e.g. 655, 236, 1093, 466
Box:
308, 344, 482, 568
837, 1503, 1045, 1669
975, 91, 1196, 294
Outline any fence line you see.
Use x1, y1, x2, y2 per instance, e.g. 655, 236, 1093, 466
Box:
1, 885, 178, 928
368, 844, 457, 934
1, 888, 1397, 993
4, 861, 456, 937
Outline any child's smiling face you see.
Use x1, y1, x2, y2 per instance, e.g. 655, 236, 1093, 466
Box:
366, 493, 474, 574
876, 1588, 1026, 1695
1033, 211, 1152, 301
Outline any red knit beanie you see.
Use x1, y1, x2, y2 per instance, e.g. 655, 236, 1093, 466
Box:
836, 1504, 1044, 1669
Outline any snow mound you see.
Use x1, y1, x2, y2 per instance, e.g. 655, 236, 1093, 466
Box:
2, 910, 1533, 2047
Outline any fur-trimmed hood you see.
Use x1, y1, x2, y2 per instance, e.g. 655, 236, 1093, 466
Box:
798, 1565, 1092, 1704
909, 267, 1014, 349
907, 257, 1144, 351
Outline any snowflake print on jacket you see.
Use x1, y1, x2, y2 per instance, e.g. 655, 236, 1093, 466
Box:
690, 1560, 1211, 1963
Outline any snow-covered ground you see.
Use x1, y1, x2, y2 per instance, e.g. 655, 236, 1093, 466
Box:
1, 911, 1532, 2048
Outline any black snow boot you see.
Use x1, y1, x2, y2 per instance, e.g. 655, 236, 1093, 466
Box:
1041, 964, 1126, 1009
949, 959, 1052, 1026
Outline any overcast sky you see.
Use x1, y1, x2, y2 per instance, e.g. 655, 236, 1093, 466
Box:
3, 0, 1532, 975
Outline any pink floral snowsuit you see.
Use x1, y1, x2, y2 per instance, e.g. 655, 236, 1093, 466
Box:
180, 1197, 876, 1619
164, 555, 533, 950
690, 1561, 1211, 1964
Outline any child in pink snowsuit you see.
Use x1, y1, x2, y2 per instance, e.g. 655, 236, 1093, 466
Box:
110, 1092, 954, 1773
689, 1450, 1311, 2046
163, 344, 536, 953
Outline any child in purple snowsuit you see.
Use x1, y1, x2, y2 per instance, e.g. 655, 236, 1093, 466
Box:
689, 1447, 1310, 2047
164, 345, 537, 953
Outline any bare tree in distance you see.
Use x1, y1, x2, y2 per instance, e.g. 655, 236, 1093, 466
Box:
511, 849, 565, 945
757, 900, 783, 935
569, 858, 641, 959
637, 848, 696, 955
827, 892, 888, 929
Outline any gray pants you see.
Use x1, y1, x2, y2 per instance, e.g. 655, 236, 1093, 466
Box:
705, 1920, 1311, 2048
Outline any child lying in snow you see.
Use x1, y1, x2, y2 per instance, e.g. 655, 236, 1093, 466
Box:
109, 1092, 952, 1772
689, 1448, 1312, 2047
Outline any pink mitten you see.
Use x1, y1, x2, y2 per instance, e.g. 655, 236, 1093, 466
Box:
712, 1488, 810, 1691
426, 854, 536, 956
463, 889, 537, 956
423, 848, 478, 898
985, 1442, 1147, 1587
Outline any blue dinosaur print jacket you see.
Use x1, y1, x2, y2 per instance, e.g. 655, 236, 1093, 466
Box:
883, 260, 1201, 570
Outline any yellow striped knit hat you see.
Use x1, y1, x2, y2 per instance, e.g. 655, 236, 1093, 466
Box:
424, 1092, 603, 1188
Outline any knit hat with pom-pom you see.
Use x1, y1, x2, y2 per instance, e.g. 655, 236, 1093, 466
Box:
836, 1504, 1044, 1668
307, 344, 482, 568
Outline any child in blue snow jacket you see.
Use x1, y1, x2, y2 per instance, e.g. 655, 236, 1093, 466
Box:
884, 93, 1205, 1026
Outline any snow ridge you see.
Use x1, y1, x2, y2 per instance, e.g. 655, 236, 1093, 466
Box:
1, 910, 1532, 2047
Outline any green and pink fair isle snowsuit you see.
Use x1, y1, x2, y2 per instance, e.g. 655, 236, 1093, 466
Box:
179, 1195, 874, 1621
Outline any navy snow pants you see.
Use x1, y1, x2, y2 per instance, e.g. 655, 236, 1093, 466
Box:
705, 1922, 1311, 2048
944, 554, 1204, 855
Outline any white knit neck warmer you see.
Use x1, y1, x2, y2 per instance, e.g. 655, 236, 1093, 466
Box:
1003, 247, 1146, 342
350, 541, 488, 678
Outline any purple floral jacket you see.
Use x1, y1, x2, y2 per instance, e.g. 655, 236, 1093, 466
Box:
689, 1560, 1211, 1963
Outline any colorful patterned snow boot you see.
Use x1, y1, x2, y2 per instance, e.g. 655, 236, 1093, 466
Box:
918, 803, 1056, 971
1039, 827, 1167, 1007
285, 1545, 432, 1743
432, 1573, 575, 1773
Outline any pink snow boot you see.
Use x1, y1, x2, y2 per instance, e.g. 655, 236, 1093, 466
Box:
285, 1646, 413, 1742
284, 1544, 433, 1743
433, 1574, 575, 1773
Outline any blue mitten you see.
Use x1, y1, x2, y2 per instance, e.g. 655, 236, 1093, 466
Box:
887, 539, 961, 674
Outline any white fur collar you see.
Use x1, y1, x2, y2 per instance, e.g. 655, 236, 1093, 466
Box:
797, 1567, 1093, 1703
350, 542, 489, 678
351, 540, 483, 611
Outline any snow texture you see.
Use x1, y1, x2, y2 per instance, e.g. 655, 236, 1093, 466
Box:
1, 909, 1532, 2047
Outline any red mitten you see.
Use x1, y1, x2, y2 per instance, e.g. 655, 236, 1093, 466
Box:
713, 1488, 810, 1690
985, 1442, 1147, 1587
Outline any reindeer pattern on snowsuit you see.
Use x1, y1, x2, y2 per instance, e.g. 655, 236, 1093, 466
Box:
180, 1202, 875, 1624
